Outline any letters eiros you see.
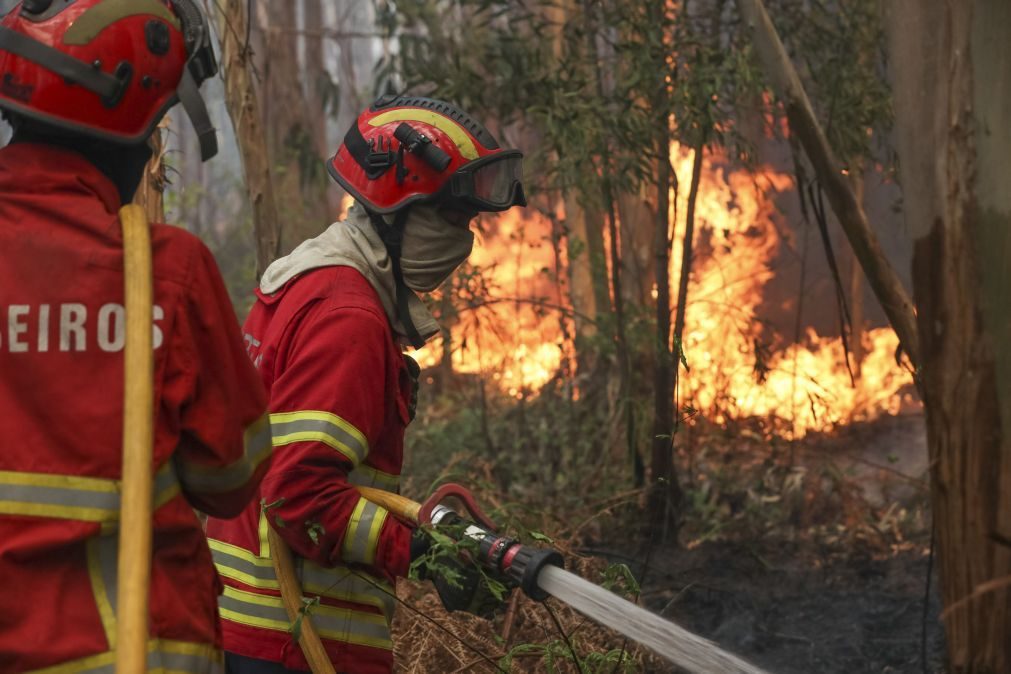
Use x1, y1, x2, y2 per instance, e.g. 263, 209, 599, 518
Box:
1, 303, 165, 353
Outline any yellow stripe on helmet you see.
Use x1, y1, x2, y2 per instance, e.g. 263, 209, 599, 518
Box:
63, 0, 181, 46
368, 109, 480, 160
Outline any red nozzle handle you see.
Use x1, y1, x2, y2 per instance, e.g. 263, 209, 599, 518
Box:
418, 483, 498, 531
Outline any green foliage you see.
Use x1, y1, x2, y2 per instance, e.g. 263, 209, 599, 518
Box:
289, 595, 320, 642
599, 562, 641, 599
305, 521, 326, 546
260, 497, 288, 529
409, 522, 511, 602
765, 0, 893, 162
374, 0, 760, 207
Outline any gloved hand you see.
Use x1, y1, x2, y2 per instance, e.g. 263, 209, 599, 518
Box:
410, 528, 509, 618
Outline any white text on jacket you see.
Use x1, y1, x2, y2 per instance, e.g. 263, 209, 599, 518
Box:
1, 303, 165, 353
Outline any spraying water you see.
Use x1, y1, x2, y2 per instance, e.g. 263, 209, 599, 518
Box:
536, 565, 770, 674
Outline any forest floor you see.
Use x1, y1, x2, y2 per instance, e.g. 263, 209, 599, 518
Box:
394, 413, 944, 673
600, 412, 946, 673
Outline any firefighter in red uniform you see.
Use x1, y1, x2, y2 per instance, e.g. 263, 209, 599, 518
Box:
206, 96, 527, 673
0, 2, 271, 672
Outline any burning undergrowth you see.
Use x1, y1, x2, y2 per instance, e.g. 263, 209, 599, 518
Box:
413, 145, 917, 438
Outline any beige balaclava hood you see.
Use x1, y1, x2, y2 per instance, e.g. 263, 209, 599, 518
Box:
259, 203, 473, 345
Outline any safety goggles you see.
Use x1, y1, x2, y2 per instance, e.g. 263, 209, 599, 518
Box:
444, 150, 527, 212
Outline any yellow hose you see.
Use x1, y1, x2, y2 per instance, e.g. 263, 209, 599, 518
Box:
355, 486, 422, 525
115, 205, 154, 674
271, 487, 424, 673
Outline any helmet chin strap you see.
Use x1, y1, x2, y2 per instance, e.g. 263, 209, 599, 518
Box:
369, 208, 427, 349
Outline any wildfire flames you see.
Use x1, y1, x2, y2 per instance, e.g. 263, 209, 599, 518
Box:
415, 146, 916, 436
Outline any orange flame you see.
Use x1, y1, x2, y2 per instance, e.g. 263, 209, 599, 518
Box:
414, 145, 916, 435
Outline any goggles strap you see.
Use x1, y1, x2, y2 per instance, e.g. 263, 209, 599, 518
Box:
177, 68, 217, 160
0, 26, 122, 102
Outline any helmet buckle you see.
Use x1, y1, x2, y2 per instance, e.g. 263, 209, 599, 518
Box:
365, 136, 394, 179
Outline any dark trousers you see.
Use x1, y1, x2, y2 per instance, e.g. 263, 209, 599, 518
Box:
225, 652, 314, 674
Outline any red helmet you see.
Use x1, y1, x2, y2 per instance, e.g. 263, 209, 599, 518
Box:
0, 0, 218, 159
329, 95, 526, 215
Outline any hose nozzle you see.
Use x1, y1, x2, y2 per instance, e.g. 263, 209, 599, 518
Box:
502, 545, 565, 601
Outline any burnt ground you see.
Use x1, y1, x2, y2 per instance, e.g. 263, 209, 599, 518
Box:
592, 413, 947, 673
589, 538, 946, 674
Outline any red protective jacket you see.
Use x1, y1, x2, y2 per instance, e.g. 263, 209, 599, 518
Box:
206, 265, 414, 673
0, 143, 272, 673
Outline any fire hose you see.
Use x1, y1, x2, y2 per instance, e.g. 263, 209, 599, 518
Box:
268, 484, 564, 674
269, 484, 770, 674
116, 204, 155, 674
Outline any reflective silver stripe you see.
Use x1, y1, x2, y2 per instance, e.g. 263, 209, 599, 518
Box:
26, 639, 223, 674
210, 542, 395, 620
342, 499, 387, 566
0, 464, 179, 523
176, 414, 273, 494
347, 464, 400, 491
0, 482, 119, 516
218, 589, 290, 623
219, 586, 392, 649
210, 543, 278, 587
270, 411, 368, 466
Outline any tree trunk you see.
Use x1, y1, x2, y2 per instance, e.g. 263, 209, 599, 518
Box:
214, 0, 281, 276
255, 0, 330, 252
672, 146, 704, 391
648, 152, 682, 537
302, 0, 340, 217
846, 169, 865, 378
564, 193, 610, 371
889, 1, 1011, 669
617, 189, 657, 309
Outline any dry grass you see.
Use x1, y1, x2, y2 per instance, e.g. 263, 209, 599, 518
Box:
392, 556, 668, 673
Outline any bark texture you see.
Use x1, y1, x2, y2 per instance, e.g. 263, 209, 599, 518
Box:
888, 1, 1011, 670
214, 0, 281, 276
617, 189, 657, 308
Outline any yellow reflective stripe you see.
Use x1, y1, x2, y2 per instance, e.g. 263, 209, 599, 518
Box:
219, 586, 392, 650
63, 0, 180, 46
86, 535, 118, 649
270, 411, 368, 466
209, 537, 395, 619
0, 471, 119, 492
0, 464, 179, 523
347, 464, 400, 492
367, 109, 480, 160
258, 511, 270, 557
176, 414, 272, 494
25, 639, 222, 674
342, 498, 388, 566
